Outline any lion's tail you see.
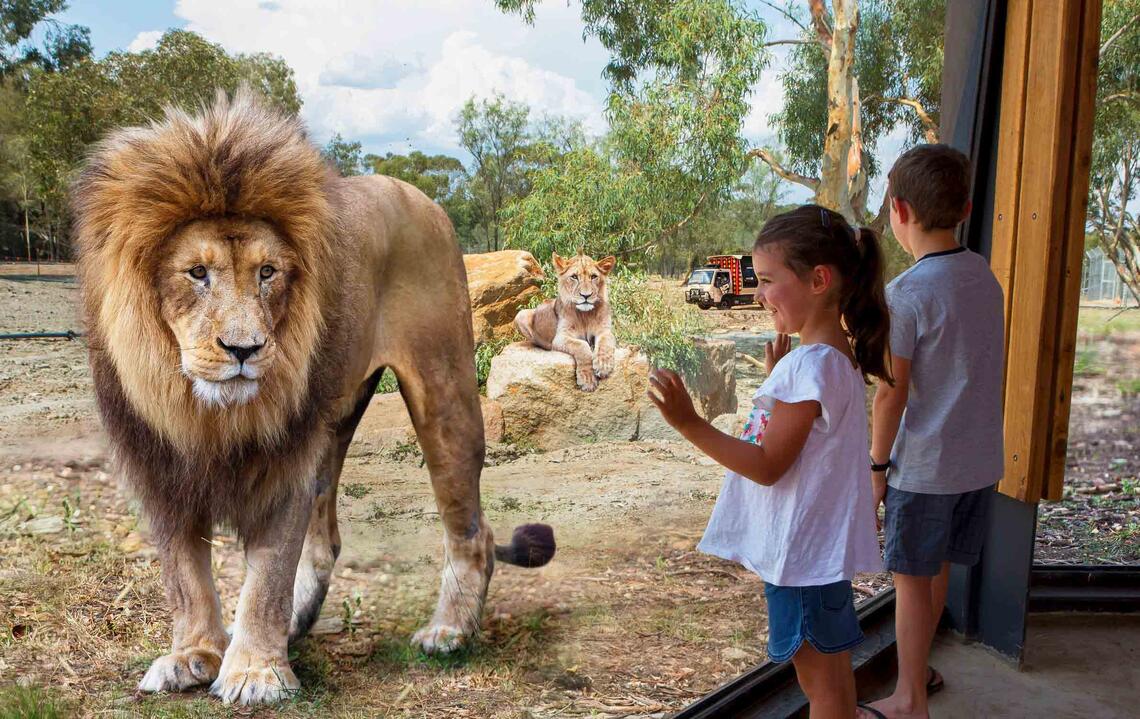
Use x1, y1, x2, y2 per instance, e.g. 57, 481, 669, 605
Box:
494, 523, 556, 568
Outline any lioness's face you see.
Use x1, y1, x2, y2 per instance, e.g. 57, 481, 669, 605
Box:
552, 251, 616, 312
159, 219, 296, 407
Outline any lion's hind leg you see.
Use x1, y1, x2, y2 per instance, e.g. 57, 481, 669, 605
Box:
391, 357, 493, 654
515, 301, 556, 350
138, 521, 229, 694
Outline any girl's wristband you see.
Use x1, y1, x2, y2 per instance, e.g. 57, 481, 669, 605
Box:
870, 458, 891, 473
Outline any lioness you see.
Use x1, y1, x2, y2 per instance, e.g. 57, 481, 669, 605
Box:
514, 251, 617, 391
72, 91, 555, 705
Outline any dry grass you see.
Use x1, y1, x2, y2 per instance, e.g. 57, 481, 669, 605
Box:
0, 457, 784, 718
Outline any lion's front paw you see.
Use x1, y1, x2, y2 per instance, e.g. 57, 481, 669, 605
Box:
411, 623, 469, 654
138, 648, 223, 693
209, 649, 299, 705
576, 366, 598, 391
593, 350, 615, 379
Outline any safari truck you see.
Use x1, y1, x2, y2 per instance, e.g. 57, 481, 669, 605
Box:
683, 254, 760, 310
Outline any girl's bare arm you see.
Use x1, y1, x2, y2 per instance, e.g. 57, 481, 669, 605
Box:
648, 369, 817, 486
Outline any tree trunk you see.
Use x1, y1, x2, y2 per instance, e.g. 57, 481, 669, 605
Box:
847, 75, 869, 218
816, 0, 859, 223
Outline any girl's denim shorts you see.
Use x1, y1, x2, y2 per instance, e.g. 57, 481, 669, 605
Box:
763, 579, 864, 662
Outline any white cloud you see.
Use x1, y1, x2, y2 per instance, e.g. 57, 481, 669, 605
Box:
319, 54, 426, 90
127, 30, 164, 52
172, 0, 611, 158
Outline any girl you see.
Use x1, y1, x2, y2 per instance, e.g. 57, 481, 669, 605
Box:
649, 205, 892, 719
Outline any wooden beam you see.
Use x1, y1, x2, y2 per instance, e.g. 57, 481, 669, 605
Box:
990, 0, 1034, 354
993, 0, 1100, 502
1043, 0, 1104, 501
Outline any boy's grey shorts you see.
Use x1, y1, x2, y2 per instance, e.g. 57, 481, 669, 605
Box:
884, 484, 995, 576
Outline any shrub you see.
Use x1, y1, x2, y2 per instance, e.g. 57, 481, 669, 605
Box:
609, 268, 709, 380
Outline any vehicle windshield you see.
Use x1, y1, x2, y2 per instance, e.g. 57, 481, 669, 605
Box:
687, 269, 716, 285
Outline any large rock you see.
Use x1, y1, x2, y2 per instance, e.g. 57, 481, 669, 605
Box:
463, 250, 545, 343
486, 338, 737, 449
487, 343, 649, 448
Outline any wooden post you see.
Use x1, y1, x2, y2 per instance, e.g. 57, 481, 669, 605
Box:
990, 0, 1101, 503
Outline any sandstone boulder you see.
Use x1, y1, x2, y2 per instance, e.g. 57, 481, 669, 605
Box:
463, 250, 545, 343
486, 338, 737, 449
487, 342, 648, 449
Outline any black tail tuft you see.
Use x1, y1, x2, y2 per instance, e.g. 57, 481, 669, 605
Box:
494, 523, 556, 568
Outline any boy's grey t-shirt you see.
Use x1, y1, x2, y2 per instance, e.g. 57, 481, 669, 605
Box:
887, 247, 1005, 495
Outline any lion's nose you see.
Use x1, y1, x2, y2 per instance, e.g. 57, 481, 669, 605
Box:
217, 338, 263, 364
579, 291, 593, 299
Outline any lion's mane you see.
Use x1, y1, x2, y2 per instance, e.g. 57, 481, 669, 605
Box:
72, 91, 342, 539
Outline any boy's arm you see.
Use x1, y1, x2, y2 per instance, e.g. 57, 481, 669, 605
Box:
648, 369, 816, 486
871, 355, 911, 514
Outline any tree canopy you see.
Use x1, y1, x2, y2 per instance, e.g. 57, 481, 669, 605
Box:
1087, 0, 1140, 300
3, 28, 300, 258
495, 0, 768, 265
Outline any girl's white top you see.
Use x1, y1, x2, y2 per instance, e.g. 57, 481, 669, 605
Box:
697, 343, 883, 586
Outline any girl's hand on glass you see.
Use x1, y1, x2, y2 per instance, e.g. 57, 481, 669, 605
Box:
764, 333, 791, 374
647, 368, 700, 431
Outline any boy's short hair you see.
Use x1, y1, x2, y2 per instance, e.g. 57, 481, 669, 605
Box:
887, 144, 972, 230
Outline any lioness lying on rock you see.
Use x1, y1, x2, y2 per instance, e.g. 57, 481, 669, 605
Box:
514, 251, 617, 391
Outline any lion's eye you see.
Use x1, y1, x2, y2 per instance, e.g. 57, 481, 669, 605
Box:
259, 265, 276, 280
571, 274, 579, 281
188, 265, 208, 280
591, 274, 598, 279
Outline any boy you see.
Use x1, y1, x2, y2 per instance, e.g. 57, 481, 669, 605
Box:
868, 145, 1005, 719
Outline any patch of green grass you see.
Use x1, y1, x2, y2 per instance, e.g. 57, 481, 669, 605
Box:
1077, 307, 1140, 337
374, 368, 399, 394
342, 482, 372, 499
368, 635, 479, 672
0, 686, 70, 719
384, 438, 421, 463
1086, 522, 1140, 563
648, 606, 710, 642
1116, 378, 1140, 397
497, 496, 522, 512
1073, 348, 1102, 377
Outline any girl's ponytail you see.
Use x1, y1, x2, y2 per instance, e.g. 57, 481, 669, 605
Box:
842, 227, 893, 385
754, 205, 894, 385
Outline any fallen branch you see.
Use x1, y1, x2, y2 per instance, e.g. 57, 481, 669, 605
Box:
667, 568, 742, 581
1076, 483, 1120, 495
737, 352, 766, 371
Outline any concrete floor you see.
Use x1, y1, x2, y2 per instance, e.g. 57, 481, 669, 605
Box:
926, 613, 1140, 718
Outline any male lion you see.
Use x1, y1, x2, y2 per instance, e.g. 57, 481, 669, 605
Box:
514, 250, 617, 391
72, 91, 555, 705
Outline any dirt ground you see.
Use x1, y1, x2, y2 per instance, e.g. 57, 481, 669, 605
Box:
0, 264, 1136, 717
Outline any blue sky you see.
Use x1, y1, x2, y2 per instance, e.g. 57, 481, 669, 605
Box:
49, 1, 905, 204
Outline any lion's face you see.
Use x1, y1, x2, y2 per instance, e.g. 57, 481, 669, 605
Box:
159, 218, 296, 407
552, 251, 616, 312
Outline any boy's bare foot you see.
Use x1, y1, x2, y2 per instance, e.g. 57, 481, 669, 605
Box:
867, 696, 929, 719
